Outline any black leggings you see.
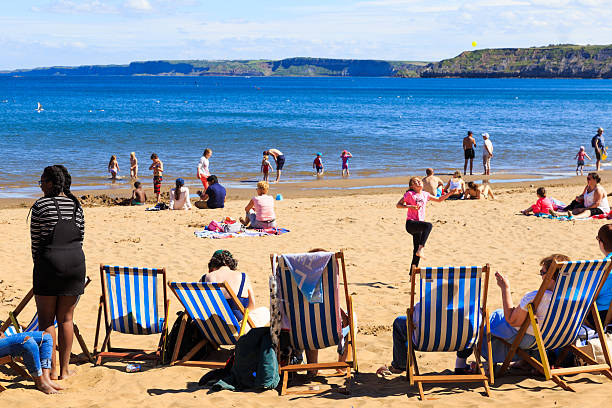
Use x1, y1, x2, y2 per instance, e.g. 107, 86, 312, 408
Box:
405, 220, 433, 267
564, 199, 582, 212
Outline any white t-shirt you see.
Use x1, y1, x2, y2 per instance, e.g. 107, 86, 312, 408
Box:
198, 156, 210, 177
169, 186, 192, 210
483, 139, 493, 157
517, 290, 552, 335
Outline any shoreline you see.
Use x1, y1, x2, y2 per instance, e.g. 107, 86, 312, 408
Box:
0, 170, 604, 210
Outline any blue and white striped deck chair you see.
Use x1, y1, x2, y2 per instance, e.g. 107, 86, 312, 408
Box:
407, 264, 493, 400
94, 265, 169, 365
271, 251, 358, 395
168, 281, 255, 367
498, 258, 612, 392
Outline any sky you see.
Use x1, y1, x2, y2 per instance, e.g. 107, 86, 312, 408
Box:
1, 0, 611, 70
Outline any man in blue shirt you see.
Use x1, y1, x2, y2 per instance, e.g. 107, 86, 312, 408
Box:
195, 175, 226, 209
591, 127, 606, 171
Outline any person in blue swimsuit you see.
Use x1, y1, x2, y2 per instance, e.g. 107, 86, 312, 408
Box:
202, 250, 269, 327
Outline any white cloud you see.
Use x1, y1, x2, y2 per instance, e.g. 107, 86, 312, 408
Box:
124, 0, 153, 11
38, 0, 118, 14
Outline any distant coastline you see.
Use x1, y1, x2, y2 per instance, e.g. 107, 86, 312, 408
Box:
1, 44, 612, 79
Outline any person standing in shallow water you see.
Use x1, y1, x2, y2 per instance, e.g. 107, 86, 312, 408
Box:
463, 131, 476, 175
31, 165, 85, 380
263, 148, 285, 183
149, 153, 164, 203
397, 177, 453, 267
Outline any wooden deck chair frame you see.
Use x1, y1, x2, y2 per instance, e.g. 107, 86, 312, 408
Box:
406, 264, 493, 400
0, 277, 94, 368
497, 259, 612, 391
168, 281, 255, 368
270, 250, 358, 396
93, 265, 169, 365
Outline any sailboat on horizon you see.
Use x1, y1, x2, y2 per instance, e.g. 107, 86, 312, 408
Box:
36, 102, 44, 112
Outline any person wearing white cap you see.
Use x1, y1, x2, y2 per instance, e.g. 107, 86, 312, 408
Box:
481, 133, 493, 175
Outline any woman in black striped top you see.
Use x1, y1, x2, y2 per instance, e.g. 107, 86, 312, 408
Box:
31, 165, 85, 380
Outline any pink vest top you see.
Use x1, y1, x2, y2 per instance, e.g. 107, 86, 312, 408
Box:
253, 195, 276, 221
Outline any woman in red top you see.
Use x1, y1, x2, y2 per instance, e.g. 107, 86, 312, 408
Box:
397, 177, 453, 267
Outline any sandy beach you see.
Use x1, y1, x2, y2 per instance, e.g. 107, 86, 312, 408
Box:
2, 172, 612, 406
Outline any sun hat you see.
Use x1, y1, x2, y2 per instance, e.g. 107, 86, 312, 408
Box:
176, 178, 184, 186
316, 152, 322, 156
481, 132, 490, 138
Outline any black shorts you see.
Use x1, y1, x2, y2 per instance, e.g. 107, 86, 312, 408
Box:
589, 208, 605, 216
464, 148, 475, 159
276, 154, 285, 170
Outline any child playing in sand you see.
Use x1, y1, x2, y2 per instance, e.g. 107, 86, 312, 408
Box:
341, 150, 353, 177
108, 155, 119, 180
575, 146, 591, 176
130, 152, 138, 179
313, 153, 324, 176
521, 187, 557, 216
131, 181, 146, 205
261, 155, 271, 182
149, 153, 164, 203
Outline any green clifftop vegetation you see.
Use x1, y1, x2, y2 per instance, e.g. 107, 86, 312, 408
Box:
421, 45, 612, 78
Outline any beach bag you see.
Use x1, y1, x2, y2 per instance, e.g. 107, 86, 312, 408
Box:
223, 223, 242, 233
575, 326, 612, 365
207, 220, 223, 232
162, 311, 209, 364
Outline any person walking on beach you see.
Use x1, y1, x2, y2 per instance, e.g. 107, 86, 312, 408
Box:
482, 133, 493, 175
197, 148, 212, 190
422, 168, 444, 197
463, 131, 476, 175
31, 165, 85, 380
396, 177, 453, 267
592, 128, 606, 171
108, 155, 119, 181
149, 153, 164, 203
263, 148, 285, 183
129, 152, 138, 179
313, 152, 324, 176
575, 146, 591, 176
341, 150, 353, 177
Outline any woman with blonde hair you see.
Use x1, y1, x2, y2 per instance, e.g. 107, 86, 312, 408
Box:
240, 181, 276, 229
397, 177, 452, 267
444, 170, 466, 199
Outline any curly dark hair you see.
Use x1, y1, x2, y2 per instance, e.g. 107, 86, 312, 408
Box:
208, 250, 238, 271
41, 165, 65, 197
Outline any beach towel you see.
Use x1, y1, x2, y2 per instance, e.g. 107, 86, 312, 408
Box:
533, 213, 574, 221
281, 252, 333, 303
194, 228, 289, 239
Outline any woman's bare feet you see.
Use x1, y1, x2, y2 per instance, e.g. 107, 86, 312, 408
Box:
415, 245, 425, 258
58, 368, 76, 380
34, 377, 60, 394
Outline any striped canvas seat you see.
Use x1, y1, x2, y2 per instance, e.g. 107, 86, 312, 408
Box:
2, 314, 58, 337
415, 266, 483, 352
103, 265, 164, 334
407, 264, 492, 400
276, 254, 341, 350
94, 265, 169, 365
499, 259, 612, 392
170, 282, 246, 346
271, 251, 358, 395
167, 281, 254, 368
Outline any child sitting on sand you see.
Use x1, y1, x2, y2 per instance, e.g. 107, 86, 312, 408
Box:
261, 155, 271, 182
108, 155, 119, 180
521, 187, 557, 216
575, 146, 591, 176
313, 153, 324, 176
131, 181, 146, 205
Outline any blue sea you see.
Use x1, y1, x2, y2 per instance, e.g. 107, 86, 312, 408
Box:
0, 76, 611, 197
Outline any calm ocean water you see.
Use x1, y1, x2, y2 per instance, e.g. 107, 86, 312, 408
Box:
0, 76, 611, 197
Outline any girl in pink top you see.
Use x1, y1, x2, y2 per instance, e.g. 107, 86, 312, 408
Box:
521, 187, 557, 216
396, 177, 453, 267
575, 146, 591, 176
240, 181, 277, 229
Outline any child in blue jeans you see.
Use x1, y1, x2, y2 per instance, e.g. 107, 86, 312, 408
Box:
0, 331, 62, 393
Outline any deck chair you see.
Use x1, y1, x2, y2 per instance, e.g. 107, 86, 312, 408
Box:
93, 265, 169, 365
497, 258, 612, 391
270, 251, 358, 395
168, 281, 255, 367
0, 277, 94, 364
407, 265, 493, 400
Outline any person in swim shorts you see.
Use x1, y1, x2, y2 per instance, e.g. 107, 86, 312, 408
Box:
149, 153, 164, 203
463, 131, 476, 175
264, 148, 285, 183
